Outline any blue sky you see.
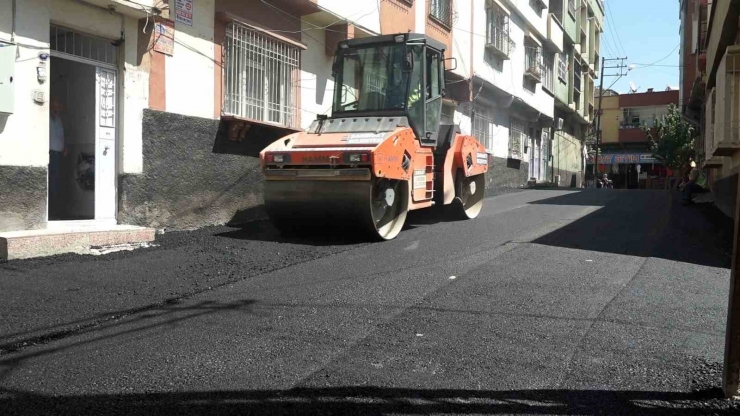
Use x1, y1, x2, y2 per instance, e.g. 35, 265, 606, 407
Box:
600, 0, 680, 93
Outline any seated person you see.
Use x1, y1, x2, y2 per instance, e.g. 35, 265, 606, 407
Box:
680, 162, 708, 204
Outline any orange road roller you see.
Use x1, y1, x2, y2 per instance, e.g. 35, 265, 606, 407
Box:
260, 33, 488, 240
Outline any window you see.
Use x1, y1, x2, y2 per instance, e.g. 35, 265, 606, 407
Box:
551, 0, 564, 23
542, 50, 554, 92
568, 0, 576, 17
622, 108, 641, 128
558, 51, 567, 81
524, 46, 542, 81
509, 119, 526, 159
430, 0, 452, 27
473, 105, 495, 151
425, 49, 443, 136
223, 23, 300, 128
486, 3, 511, 58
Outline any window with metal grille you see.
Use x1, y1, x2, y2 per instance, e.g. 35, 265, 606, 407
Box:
473, 105, 495, 151
524, 46, 542, 81
223, 23, 300, 128
49, 25, 118, 66
558, 51, 567, 81
430, 0, 452, 27
509, 119, 526, 159
486, 2, 511, 57
542, 50, 554, 92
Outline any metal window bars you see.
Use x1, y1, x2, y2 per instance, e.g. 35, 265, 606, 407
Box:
509, 119, 525, 160
558, 52, 567, 80
524, 46, 542, 80
430, 0, 453, 27
542, 50, 554, 91
49, 25, 118, 66
223, 23, 300, 129
473, 106, 494, 151
486, 7, 512, 58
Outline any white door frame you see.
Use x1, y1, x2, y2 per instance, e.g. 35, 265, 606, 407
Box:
48, 52, 119, 227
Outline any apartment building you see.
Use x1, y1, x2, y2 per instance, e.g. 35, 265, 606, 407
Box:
0, 0, 386, 234
0, 0, 602, 238
691, 0, 740, 218
549, 0, 603, 188
679, 0, 708, 127
593, 90, 678, 189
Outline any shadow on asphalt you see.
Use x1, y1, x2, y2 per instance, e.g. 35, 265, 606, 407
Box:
214, 219, 370, 246
0, 386, 735, 415
529, 190, 733, 269
0, 299, 257, 380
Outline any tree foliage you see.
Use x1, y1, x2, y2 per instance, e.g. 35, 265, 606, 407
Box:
641, 104, 696, 173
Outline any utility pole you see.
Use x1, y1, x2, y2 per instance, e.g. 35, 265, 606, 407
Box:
593, 57, 629, 186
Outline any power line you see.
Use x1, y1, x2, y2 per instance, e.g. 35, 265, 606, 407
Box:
632, 44, 680, 68
604, 1, 627, 57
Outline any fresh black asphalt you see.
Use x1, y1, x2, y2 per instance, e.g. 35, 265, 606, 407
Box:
1, 189, 738, 415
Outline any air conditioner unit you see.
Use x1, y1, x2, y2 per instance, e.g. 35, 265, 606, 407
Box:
554, 117, 564, 130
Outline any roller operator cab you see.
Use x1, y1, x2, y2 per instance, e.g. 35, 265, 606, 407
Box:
260, 33, 488, 240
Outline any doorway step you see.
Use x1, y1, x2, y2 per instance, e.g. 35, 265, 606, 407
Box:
0, 224, 155, 261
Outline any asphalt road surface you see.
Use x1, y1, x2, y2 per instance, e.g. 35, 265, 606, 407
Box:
1, 189, 739, 415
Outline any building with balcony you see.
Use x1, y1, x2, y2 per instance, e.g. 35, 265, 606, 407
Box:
679, 0, 709, 128
695, 0, 740, 218
592, 90, 678, 189
548, 0, 603, 188
0, 0, 602, 240
0, 0, 384, 234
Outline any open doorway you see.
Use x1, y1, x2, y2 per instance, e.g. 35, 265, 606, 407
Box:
48, 25, 118, 224
49, 57, 96, 221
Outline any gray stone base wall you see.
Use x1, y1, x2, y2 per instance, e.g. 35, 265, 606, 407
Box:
118, 110, 271, 231
713, 171, 738, 219
484, 155, 529, 195
0, 166, 48, 232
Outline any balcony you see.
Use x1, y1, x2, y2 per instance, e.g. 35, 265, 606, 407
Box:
618, 125, 650, 143
486, 24, 512, 59
709, 47, 740, 157
524, 47, 542, 82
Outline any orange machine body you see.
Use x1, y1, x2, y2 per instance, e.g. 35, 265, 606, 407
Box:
259, 127, 488, 212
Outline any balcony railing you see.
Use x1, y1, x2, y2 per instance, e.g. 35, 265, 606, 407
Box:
524, 46, 542, 81
486, 22, 512, 59
711, 46, 740, 157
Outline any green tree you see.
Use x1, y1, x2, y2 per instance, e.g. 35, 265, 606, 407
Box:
641, 104, 696, 174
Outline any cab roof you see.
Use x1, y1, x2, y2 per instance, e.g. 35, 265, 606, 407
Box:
342, 33, 447, 54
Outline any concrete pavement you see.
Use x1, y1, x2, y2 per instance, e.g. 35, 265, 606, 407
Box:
0, 189, 738, 414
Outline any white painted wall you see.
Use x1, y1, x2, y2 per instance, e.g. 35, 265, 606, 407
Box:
121, 15, 148, 174
0, 0, 146, 175
415, 0, 427, 34
502, 0, 548, 39
165, 0, 215, 119
316, 0, 381, 34
451, 0, 472, 80
0, 0, 51, 167
471, 1, 554, 118
300, 23, 335, 130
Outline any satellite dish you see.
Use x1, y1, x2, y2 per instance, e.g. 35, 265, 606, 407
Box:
629, 81, 639, 93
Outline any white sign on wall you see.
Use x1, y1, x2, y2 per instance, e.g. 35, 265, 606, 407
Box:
175, 0, 194, 26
